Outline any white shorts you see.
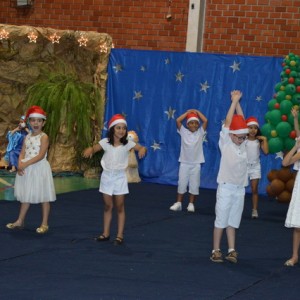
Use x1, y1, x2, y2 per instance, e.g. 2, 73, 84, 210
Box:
214, 183, 245, 229
99, 170, 129, 196
247, 162, 261, 180
177, 163, 201, 195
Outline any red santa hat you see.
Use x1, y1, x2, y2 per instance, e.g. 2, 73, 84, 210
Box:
246, 116, 259, 127
25, 105, 47, 120
108, 114, 127, 129
186, 112, 200, 124
229, 115, 249, 134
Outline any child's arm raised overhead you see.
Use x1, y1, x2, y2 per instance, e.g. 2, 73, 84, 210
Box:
224, 90, 242, 128
176, 111, 189, 130
194, 109, 208, 131
282, 138, 300, 167
292, 107, 300, 138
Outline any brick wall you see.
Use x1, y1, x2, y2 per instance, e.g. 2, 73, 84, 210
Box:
0, 0, 300, 56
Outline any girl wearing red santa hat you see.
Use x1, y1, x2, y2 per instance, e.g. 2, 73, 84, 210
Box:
6, 105, 56, 234
245, 116, 268, 219
83, 114, 147, 245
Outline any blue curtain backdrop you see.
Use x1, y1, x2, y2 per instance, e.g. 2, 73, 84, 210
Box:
104, 49, 284, 195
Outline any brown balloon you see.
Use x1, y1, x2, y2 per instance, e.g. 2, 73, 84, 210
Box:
270, 178, 285, 195
277, 190, 291, 203
266, 184, 277, 197
277, 167, 293, 182
267, 169, 278, 182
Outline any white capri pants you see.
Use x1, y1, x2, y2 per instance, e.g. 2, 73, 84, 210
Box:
247, 162, 261, 180
214, 183, 245, 229
99, 169, 129, 196
177, 163, 201, 195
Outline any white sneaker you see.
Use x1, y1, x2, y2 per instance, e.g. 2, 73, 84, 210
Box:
187, 203, 195, 212
170, 202, 182, 211
252, 209, 258, 219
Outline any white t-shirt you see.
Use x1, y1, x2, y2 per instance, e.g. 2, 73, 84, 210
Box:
99, 138, 136, 171
177, 125, 205, 164
217, 126, 248, 187
245, 139, 260, 164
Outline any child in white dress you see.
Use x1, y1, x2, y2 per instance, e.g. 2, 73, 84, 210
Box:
282, 107, 300, 266
245, 117, 268, 219
6, 106, 56, 234
83, 114, 146, 245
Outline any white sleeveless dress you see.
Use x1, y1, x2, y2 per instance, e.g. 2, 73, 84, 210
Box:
14, 132, 56, 204
285, 169, 300, 228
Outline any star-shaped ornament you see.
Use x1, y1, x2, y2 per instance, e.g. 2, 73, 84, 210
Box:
77, 35, 88, 47
133, 91, 143, 100
100, 43, 108, 53
113, 64, 123, 73
165, 58, 170, 64
230, 60, 241, 73
200, 81, 210, 93
27, 31, 38, 43
256, 96, 263, 102
140, 66, 146, 72
275, 152, 283, 160
0, 29, 9, 40
175, 71, 184, 82
49, 32, 61, 44
164, 107, 176, 120
151, 141, 161, 151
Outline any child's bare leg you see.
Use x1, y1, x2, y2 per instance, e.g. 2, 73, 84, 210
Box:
287, 228, 300, 264
251, 179, 259, 210
188, 193, 196, 203
213, 227, 224, 250
176, 193, 184, 203
226, 226, 236, 250
115, 194, 125, 238
41, 202, 50, 226
14, 203, 30, 226
102, 193, 113, 237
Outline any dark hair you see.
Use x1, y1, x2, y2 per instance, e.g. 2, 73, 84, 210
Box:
106, 125, 128, 146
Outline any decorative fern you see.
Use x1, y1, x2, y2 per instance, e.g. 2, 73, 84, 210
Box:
25, 68, 101, 154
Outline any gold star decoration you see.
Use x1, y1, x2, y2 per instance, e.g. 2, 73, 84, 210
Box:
100, 43, 108, 53
0, 29, 9, 40
49, 32, 61, 44
77, 35, 88, 47
27, 31, 38, 43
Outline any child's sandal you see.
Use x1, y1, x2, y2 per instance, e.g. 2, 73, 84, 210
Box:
96, 234, 110, 242
114, 237, 124, 245
36, 225, 49, 234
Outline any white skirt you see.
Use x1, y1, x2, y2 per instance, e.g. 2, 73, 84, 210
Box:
14, 159, 56, 204
285, 171, 300, 228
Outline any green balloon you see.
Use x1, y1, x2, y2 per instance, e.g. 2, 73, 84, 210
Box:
268, 99, 278, 111
260, 123, 274, 139
280, 100, 293, 115
276, 121, 292, 138
275, 83, 282, 92
292, 93, 300, 105
268, 137, 283, 154
290, 71, 298, 78
276, 91, 286, 102
268, 109, 282, 126
288, 112, 294, 125
285, 84, 296, 95
284, 137, 296, 151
